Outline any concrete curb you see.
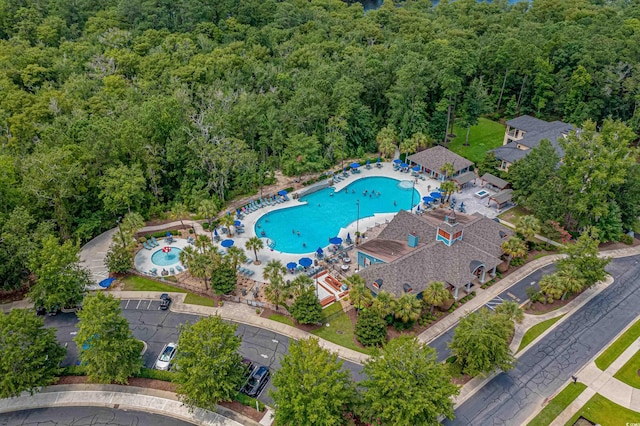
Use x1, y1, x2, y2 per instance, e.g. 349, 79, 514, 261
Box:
0, 384, 262, 426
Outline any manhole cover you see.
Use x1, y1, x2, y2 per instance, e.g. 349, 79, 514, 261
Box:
336, 330, 343, 335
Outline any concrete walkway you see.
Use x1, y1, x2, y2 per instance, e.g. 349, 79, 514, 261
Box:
545, 313, 640, 425
0, 384, 261, 426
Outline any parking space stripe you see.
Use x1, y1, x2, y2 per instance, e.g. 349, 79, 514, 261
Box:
136, 300, 141, 309
125, 300, 130, 309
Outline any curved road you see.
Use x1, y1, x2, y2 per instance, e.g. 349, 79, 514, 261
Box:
446, 255, 640, 425
2, 406, 193, 426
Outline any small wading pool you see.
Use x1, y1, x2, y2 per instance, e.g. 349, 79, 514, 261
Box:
150, 247, 183, 266
474, 190, 490, 199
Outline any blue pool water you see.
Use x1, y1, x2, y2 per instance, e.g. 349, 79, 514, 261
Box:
151, 247, 183, 266
255, 176, 420, 254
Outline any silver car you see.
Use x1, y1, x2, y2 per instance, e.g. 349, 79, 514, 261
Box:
155, 342, 177, 370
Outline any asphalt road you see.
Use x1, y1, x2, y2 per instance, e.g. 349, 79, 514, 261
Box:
446, 255, 640, 425
429, 262, 557, 362
1, 406, 193, 426
45, 300, 364, 407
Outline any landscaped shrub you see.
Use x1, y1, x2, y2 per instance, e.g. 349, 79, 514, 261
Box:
202, 222, 209, 230
620, 234, 634, 245
511, 257, 526, 267
392, 318, 414, 331
526, 286, 543, 303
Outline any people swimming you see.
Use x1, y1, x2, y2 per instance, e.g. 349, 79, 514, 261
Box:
297, 231, 301, 236
261, 230, 266, 236
393, 200, 397, 206
302, 243, 307, 247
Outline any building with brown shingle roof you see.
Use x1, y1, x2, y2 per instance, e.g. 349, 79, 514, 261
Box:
356, 209, 513, 299
407, 146, 474, 181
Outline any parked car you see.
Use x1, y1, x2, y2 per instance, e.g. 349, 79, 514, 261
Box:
155, 342, 178, 370
159, 293, 172, 310
241, 365, 270, 397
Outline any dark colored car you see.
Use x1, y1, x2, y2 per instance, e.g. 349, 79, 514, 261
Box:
241, 365, 270, 397
159, 293, 171, 310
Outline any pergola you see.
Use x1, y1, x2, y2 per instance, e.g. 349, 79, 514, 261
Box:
488, 189, 513, 212
480, 173, 510, 190
452, 171, 476, 188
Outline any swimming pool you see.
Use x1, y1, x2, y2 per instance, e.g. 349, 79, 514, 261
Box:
255, 176, 420, 254
151, 247, 183, 266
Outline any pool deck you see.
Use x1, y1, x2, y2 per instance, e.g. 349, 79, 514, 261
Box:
134, 238, 189, 276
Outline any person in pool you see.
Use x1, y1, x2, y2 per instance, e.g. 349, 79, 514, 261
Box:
261, 230, 266, 236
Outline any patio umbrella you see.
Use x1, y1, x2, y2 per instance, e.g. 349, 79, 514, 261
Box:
417, 205, 421, 211
422, 196, 435, 203
278, 189, 288, 196
99, 277, 115, 288
213, 228, 219, 236
234, 220, 242, 227
400, 162, 409, 168
329, 237, 343, 245
286, 262, 297, 270
299, 257, 313, 267
393, 159, 402, 164
316, 247, 324, 255
366, 159, 370, 165
430, 192, 442, 199
347, 233, 351, 241
412, 165, 421, 172
221, 239, 234, 248
377, 157, 381, 163
166, 232, 171, 237
350, 162, 360, 169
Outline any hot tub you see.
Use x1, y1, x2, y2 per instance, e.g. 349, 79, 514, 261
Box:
475, 189, 490, 199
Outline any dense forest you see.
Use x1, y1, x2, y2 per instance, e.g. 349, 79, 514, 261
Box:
2, 0, 640, 290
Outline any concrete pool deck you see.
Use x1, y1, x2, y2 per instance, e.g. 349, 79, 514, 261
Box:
134, 238, 189, 276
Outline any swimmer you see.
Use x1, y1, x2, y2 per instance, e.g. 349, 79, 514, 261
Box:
292, 229, 295, 234
265, 219, 269, 222
261, 230, 266, 236
377, 192, 381, 197
302, 243, 307, 247
297, 231, 301, 236
369, 194, 372, 198
330, 192, 334, 197
393, 200, 397, 206
318, 203, 321, 207
352, 189, 355, 194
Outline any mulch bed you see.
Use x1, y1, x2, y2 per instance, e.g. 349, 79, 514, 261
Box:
55, 376, 264, 422
525, 291, 580, 314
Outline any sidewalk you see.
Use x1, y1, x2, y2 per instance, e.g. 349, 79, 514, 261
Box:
0, 384, 260, 426
548, 313, 640, 425
110, 291, 371, 365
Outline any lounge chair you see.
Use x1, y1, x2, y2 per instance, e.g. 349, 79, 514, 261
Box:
169, 267, 175, 274
176, 265, 183, 272
150, 268, 157, 275
151, 237, 160, 246
376, 163, 382, 168
143, 242, 153, 250
246, 270, 254, 276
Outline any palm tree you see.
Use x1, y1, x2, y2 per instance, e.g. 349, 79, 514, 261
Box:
376, 125, 398, 159
180, 246, 208, 290
516, 215, 541, 242
539, 273, 564, 304
440, 162, 455, 179
422, 281, 450, 314
246, 236, 264, 264
170, 202, 190, 228
344, 275, 372, 315
289, 275, 313, 299
198, 199, 218, 237
371, 290, 394, 318
194, 234, 211, 253
495, 300, 524, 324
263, 260, 287, 311
225, 246, 247, 271
440, 180, 457, 203
501, 236, 528, 269
120, 212, 145, 236
399, 136, 418, 164
556, 264, 585, 300
392, 294, 422, 323
410, 132, 432, 152
218, 214, 235, 237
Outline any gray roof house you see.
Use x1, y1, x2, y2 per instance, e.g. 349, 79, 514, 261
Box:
492, 115, 574, 171
356, 209, 513, 299
407, 146, 474, 181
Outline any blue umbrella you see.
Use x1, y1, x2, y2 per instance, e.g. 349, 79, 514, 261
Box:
316, 247, 324, 254
286, 262, 297, 270
166, 232, 171, 237
329, 237, 343, 245
214, 228, 219, 236
430, 192, 442, 199
350, 162, 360, 169
221, 239, 234, 248
366, 159, 370, 165
423, 196, 435, 203
400, 162, 409, 168
377, 157, 381, 163
234, 220, 242, 227
417, 205, 421, 211
347, 233, 351, 241
393, 159, 402, 164
299, 257, 313, 267
412, 165, 421, 172
278, 189, 288, 196
99, 277, 115, 288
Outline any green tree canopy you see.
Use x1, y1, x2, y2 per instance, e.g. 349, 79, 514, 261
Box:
360, 336, 459, 425
210, 263, 237, 295
0, 309, 66, 398
271, 338, 356, 426
75, 292, 142, 384
290, 286, 322, 325
556, 226, 610, 288
355, 307, 387, 347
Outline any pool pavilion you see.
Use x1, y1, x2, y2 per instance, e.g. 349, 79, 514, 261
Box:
407, 146, 474, 182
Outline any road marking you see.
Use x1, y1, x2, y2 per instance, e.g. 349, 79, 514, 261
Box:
136, 300, 142, 309
260, 354, 268, 358
271, 339, 279, 343
125, 300, 130, 309
506, 292, 521, 302
530, 281, 536, 286
147, 301, 152, 309
485, 296, 504, 310
70, 332, 77, 335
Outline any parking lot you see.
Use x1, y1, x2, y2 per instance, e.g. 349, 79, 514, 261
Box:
44, 299, 364, 405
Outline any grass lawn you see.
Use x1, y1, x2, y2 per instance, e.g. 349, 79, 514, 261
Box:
311, 303, 371, 355
613, 350, 640, 389
526, 382, 587, 426
498, 205, 530, 224
518, 315, 565, 353
565, 393, 640, 426
269, 314, 294, 326
448, 117, 505, 163
184, 293, 216, 307
595, 318, 640, 370
121, 276, 188, 293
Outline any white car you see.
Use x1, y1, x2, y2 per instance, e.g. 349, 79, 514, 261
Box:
155, 342, 177, 370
